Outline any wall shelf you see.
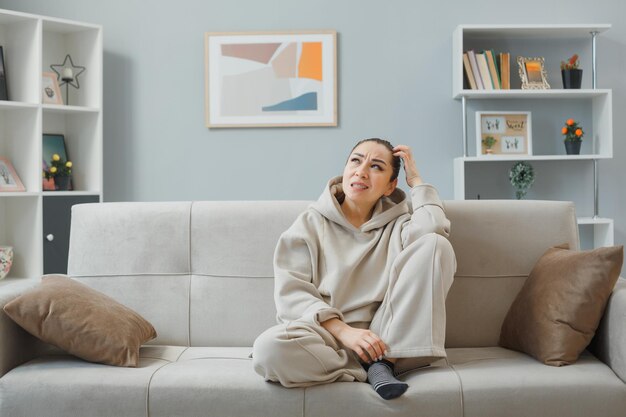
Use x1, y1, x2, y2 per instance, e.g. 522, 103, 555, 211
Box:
452, 23, 613, 248
0, 7, 102, 278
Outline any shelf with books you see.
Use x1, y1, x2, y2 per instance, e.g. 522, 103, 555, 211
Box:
452, 24, 613, 249
453, 24, 611, 97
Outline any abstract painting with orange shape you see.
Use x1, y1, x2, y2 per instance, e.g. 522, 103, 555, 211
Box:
205, 31, 337, 127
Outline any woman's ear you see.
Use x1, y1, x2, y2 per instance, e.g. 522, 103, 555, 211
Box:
384, 178, 398, 196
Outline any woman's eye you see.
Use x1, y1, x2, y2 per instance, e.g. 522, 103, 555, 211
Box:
372, 164, 382, 170
351, 158, 360, 163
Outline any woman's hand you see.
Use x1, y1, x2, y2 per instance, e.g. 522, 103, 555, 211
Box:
393, 144, 423, 187
321, 318, 388, 363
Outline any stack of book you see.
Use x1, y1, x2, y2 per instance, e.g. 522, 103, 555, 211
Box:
463, 50, 510, 90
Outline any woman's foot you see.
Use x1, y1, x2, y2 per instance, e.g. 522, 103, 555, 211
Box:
366, 359, 408, 400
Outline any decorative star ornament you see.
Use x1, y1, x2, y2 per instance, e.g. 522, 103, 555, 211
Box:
50, 54, 86, 89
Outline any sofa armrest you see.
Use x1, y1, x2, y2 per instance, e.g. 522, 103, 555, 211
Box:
589, 277, 626, 383
0, 277, 51, 378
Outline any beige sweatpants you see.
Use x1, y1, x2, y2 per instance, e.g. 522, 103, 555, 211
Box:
253, 233, 456, 388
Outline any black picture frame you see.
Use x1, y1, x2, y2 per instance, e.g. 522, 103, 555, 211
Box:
42, 133, 73, 191
0, 46, 8, 101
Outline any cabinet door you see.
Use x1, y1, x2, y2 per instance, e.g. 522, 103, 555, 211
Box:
43, 196, 99, 274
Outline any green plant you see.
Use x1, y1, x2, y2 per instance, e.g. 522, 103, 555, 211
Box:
44, 153, 73, 179
509, 161, 535, 200
561, 118, 584, 143
560, 54, 579, 70
482, 136, 497, 149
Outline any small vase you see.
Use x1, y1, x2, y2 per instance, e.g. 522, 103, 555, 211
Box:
562, 69, 583, 89
485, 148, 493, 155
0, 246, 13, 280
565, 141, 582, 155
54, 176, 71, 191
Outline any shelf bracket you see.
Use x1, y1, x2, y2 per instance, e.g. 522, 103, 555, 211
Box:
591, 31, 598, 89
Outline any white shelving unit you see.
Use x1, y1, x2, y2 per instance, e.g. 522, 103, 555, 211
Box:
452, 24, 613, 247
0, 8, 102, 279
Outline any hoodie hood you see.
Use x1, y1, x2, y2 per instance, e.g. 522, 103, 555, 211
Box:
310, 176, 409, 232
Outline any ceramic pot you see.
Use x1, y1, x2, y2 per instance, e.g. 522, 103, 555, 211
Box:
0, 246, 13, 280
54, 176, 71, 191
562, 69, 583, 89
565, 141, 582, 155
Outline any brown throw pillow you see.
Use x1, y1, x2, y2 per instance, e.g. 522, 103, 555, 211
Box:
3, 275, 157, 367
499, 244, 623, 366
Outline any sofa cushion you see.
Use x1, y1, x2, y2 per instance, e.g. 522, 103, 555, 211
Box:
304, 362, 463, 417
146, 347, 303, 417
2, 275, 157, 367
0, 354, 169, 417
499, 245, 623, 365
447, 347, 626, 417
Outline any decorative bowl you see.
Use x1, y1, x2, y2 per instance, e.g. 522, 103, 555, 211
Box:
0, 246, 14, 280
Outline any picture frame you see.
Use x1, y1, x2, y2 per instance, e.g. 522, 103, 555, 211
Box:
42, 72, 63, 105
476, 111, 532, 157
0, 46, 8, 101
517, 56, 550, 90
204, 30, 337, 128
42, 133, 73, 191
0, 157, 25, 192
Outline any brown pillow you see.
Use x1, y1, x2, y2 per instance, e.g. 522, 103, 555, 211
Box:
3, 275, 157, 367
499, 244, 623, 366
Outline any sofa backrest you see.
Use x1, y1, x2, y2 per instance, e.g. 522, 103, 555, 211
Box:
68, 199, 579, 348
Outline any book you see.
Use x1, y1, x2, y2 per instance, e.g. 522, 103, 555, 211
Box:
463, 52, 477, 90
485, 50, 501, 89
476, 52, 493, 90
467, 50, 484, 90
499, 52, 510, 90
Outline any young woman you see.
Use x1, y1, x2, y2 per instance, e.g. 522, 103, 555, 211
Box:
253, 138, 456, 400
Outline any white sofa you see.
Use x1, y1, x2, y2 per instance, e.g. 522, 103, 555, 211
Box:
1, 199, 625, 417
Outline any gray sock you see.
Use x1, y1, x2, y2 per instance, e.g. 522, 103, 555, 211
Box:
366, 359, 408, 400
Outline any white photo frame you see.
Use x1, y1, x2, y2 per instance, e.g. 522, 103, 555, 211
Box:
476, 111, 532, 157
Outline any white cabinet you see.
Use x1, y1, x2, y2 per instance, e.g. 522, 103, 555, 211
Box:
0, 8, 102, 279
452, 24, 613, 247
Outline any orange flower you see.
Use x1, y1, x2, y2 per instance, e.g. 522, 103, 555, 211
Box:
566, 118, 575, 126
561, 127, 568, 134
575, 128, 583, 136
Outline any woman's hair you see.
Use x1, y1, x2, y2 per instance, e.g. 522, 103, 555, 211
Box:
348, 138, 401, 182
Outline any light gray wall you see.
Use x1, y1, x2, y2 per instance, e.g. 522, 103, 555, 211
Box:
1, 0, 625, 250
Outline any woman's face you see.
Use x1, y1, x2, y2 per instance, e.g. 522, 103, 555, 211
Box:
342, 141, 397, 206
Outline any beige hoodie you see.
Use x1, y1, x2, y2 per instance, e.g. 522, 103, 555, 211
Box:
274, 175, 451, 326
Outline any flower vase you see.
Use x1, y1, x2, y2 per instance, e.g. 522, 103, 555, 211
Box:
0, 246, 13, 280
564, 141, 582, 155
54, 176, 71, 191
562, 69, 582, 89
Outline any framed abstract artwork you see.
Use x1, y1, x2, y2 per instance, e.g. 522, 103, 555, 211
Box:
204, 30, 337, 128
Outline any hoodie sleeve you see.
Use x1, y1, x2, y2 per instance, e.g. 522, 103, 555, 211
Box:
400, 183, 451, 249
273, 214, 344, 325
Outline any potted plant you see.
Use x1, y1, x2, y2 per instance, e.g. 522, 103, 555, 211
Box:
43, 153, 73, 190
509, 161, 535, 200
482, 136, 497, 154
561, 54, 582, 89
561, 118, 584, 155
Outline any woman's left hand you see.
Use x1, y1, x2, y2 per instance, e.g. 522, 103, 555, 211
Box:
393, 145, 423, 187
